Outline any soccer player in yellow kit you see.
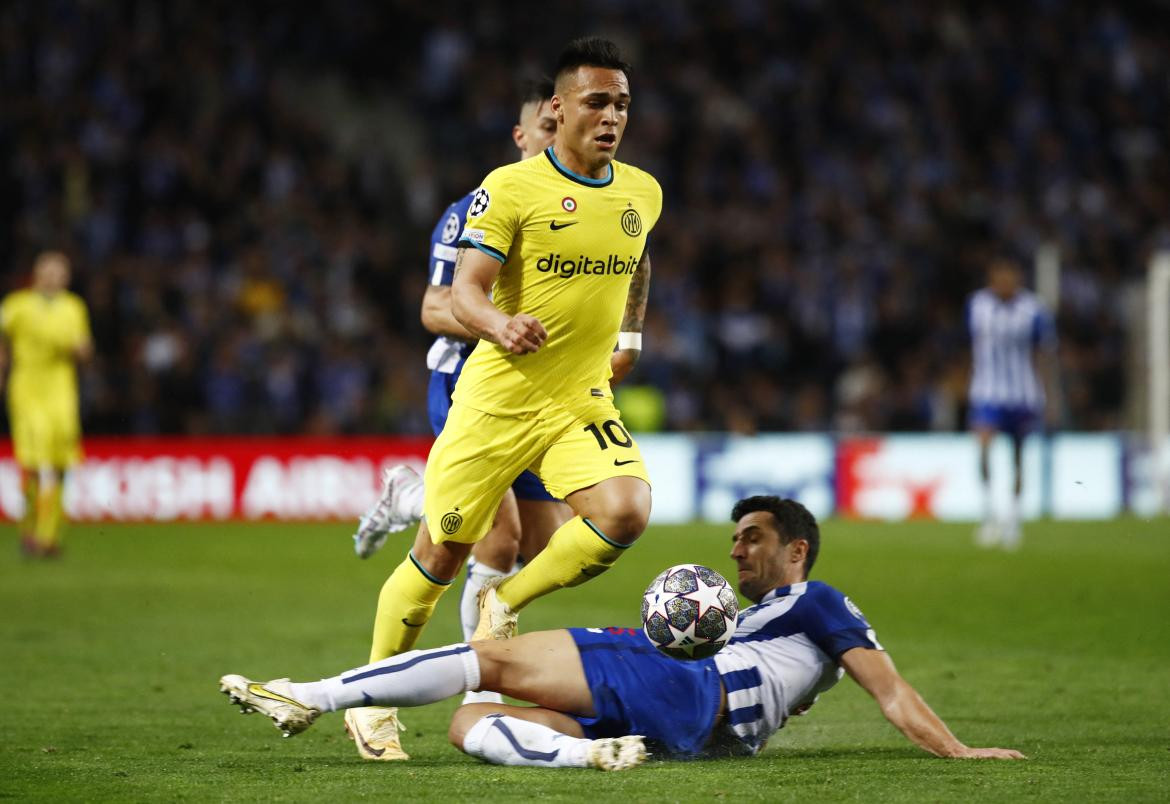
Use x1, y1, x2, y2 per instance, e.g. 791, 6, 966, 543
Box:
342, 37, 658, 760
0, 251, 93, 557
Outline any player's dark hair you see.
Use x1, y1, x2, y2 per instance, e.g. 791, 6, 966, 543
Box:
553, 37, 630, 86
730, 496, 821, 577
518, 76, 555, 108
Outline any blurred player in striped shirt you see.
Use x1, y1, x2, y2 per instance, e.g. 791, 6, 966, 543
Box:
967, 257, 1057, 549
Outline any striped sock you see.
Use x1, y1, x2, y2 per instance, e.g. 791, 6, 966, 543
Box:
290, 643, 480, 712
462, 714, 589, 768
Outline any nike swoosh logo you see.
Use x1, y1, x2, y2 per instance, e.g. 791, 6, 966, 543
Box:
613, 459, 639, 466
247, 684, 303, 707
549, 221, 578, 230
401, 618, 425, 628
347, 722, 386, 757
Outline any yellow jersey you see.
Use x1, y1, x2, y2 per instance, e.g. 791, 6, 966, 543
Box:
0, 288, 92, 411
455, 147, 662, 416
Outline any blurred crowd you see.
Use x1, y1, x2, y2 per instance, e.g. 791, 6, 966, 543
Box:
3, 0, 1167, 435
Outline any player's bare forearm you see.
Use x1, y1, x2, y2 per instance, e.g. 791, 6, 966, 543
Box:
452, 247, 546, 354
421, 285, 476, 341
620, 252, 651, 334
609, 252, 650, 386
842, 648, 1025, 760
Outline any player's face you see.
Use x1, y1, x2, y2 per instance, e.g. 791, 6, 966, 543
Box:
33, 253, 70, 294
513, 99, 557, 160
989, 262, 1022, 300
552, 66, 629, 171
730, 511, 807, 602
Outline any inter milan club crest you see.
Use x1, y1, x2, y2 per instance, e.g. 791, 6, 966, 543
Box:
562, 196, 577, 212
621, 206, 642, 237
440, 509, 464, 535
469, 188, 491, 217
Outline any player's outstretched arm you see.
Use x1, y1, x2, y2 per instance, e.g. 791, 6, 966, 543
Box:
840, 647, 1026, 759
610, 251, 650, 386
452, 247, 546, 354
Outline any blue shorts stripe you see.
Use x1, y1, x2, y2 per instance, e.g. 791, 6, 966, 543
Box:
488, 715, 559, 761
720, 668, 762, 694
342, 645, 470, 684
727, 704, 764, 726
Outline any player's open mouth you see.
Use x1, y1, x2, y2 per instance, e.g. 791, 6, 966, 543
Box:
595, 133, 616, 148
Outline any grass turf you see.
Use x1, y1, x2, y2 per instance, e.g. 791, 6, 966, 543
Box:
1, 518, 1168, 802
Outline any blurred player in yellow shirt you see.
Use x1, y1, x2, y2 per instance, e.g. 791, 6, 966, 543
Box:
0, 251, 93, 557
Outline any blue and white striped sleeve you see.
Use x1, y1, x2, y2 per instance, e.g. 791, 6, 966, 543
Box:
427, 195, 473, 287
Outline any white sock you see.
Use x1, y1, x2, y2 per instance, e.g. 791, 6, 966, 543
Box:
399, 477, 424, 521
460, 561, 512, 642
289, 643, 480, 712
461, 714, 590, 768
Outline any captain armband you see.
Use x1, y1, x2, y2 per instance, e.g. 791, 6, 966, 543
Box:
617, 332, 642, 351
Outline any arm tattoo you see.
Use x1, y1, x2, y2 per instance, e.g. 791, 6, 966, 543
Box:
620, 252, 651, 332
453, 247, 467, 280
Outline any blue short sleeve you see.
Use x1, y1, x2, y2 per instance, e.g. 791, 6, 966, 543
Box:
801, 583, 882, 659
428, 194, 473, 286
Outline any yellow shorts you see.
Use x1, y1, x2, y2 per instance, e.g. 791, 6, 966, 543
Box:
423, 398, 650, 544
8, 397, 82, 470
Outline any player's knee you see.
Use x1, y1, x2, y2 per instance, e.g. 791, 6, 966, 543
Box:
448, 706, 480, 749
594, 494, 650, 545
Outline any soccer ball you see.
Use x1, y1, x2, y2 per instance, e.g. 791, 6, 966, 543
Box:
641, 564, 739, 659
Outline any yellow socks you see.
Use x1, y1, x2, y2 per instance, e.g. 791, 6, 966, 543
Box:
35, 478, 64, 551
19, 471, 38, 538
369, 554, 452, 662
496, 517, 628, 611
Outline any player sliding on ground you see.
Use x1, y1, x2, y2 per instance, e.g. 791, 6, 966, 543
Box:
221, 497, 1025, 768
329, 37, 659, 761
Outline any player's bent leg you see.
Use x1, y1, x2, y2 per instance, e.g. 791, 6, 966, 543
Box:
516, 498, 573, 562
35, 468, 65, 556
370, 522, 470, 662
472, 630, 595, 715
461, 490, 522, 702
359, 524, 470, 761
453, 704, 644, 771
565, 476, 651, 545
489, 478, 650, 617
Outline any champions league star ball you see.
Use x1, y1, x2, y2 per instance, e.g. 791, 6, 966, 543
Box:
641, 564, 739, 659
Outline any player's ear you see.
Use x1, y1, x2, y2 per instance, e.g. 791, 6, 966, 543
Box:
789, 538, 809, 566
512, 124, 525, 151
551, 94, 564, 124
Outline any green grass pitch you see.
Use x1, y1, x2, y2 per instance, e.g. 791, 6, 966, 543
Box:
2, 518, 1168, 802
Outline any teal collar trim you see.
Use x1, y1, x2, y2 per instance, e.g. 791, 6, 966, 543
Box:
545, 147, 614, 187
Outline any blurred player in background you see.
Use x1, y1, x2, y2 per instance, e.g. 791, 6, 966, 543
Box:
337, 37, 658, 761
354, 79, 571, 713
0, 251, 93, 558
967, 257, 1057, 549
222, 496, 1024, 768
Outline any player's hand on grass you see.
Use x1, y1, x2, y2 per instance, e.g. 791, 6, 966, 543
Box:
953, 746, 1027, 760
498, 313, 547, 354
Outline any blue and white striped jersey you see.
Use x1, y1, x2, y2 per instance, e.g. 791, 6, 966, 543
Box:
425, 192, 475, 374
967, 288, 1056, 409
712, 581, 882, 755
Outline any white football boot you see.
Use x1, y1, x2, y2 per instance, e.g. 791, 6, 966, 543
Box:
219, 675, 320, 737
344, 706, 410, 761
353, 466, 423, 559
471, 576, 519, 642
586, 736, 647, 771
